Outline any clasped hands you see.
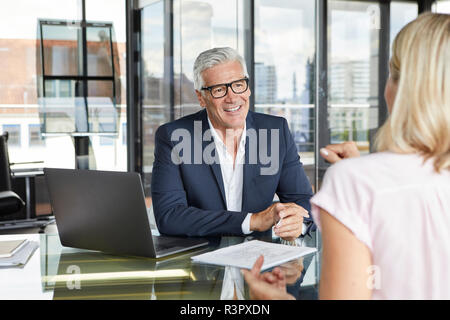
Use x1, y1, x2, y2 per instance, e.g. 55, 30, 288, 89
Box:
250, 202, 309, 241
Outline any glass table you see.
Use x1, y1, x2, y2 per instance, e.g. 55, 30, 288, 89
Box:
1, 232, 320, 300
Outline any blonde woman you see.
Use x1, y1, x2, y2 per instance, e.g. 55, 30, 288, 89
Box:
243, 12, 450, 300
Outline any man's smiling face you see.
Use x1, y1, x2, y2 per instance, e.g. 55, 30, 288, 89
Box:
196, 60, 251, 135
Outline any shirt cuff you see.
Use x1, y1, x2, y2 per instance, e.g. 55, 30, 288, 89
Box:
302, 222, 308, 236
241, 213, 253, 235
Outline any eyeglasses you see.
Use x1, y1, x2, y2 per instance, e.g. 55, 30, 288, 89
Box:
201, 77, 249, 99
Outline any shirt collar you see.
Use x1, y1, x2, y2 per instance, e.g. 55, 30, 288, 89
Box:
207, 116, 246, 152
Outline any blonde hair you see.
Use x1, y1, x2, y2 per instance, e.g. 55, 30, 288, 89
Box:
375, 13, 450, 172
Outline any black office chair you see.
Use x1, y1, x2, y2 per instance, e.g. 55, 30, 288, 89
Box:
0, 132, 25, 216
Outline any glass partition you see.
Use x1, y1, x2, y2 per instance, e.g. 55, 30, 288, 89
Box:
328, 0, 380, 155
254, 0, 316, 185
84, 0, 127, 171
390, 1, 418, 52
140, 0, 170, 200
173, 0, 245, 119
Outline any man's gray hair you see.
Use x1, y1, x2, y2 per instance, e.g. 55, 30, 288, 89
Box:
193, 47, 249, 92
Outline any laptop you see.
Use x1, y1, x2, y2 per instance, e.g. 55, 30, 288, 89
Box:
44, 168, 209, 258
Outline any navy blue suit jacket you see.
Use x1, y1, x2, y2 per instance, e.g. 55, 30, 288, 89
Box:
151, 109, 313, 237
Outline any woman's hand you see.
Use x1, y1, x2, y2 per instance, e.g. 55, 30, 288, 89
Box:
241, 255, 295, 300
320, 141, 361, 164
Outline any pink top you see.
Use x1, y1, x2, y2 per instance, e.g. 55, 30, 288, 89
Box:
310, 152, 450, 299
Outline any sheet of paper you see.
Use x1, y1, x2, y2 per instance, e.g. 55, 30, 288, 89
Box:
0, 241, 39, 267
0, 240, 27, 258
191, 240, 317, 271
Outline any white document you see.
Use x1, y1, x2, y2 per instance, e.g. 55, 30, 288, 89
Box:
191, 240, 317, 271
0, 239, 27, 258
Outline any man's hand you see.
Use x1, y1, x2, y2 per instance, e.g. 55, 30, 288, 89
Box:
273, 203, 309, 242
278, 258, 304, 284
250, 202, 284, 233
242, 255, 295, 300
320, 141, 361, 164
251, 202, 309, 242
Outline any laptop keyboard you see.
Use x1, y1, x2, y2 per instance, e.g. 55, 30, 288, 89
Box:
153, 236, 179, 251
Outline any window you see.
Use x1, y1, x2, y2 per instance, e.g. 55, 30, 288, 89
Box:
2, 124, 21, 147
140, 0, 170, 194
390, 1, 418, 52
28, 124, 45, 147
97, 122, 115, 146
0, 1, 78, 165
173, 0, 245, 119
122, 122, 126, 145
254, 0, 316, 183
433, 0, 450, 13
0, 0, 126, 171
328, 1, 380, 154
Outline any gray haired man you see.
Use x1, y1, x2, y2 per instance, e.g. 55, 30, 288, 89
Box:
151, 47, 313, 240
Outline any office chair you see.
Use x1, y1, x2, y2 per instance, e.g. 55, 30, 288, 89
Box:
0, 132, 25, 216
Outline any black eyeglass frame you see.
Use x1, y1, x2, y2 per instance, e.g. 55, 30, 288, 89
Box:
201, 77, 249, 99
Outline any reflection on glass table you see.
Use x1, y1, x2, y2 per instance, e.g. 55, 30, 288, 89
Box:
40, 233, 318, 300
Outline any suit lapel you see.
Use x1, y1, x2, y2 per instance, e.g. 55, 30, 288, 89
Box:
242, 112, 259, 213
198, 110, 227, 208
198, 110, 260, 212
210, 163, 226, 207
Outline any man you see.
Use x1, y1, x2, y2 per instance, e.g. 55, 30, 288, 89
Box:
151, 47, 313, 241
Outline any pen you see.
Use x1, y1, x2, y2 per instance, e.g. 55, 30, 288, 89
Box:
275, 211, 310, 228
275, 217, 283, 228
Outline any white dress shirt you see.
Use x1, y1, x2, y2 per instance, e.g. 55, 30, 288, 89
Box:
207, 117, 253, 234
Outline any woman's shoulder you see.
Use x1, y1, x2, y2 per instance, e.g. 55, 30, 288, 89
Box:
324, 151, 445, 192
323, 152, 405, 191
330, 151, 418, 173
325, 152, 389, 177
